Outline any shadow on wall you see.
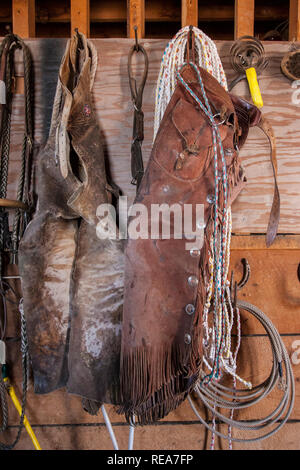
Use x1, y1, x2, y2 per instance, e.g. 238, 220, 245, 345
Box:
39, 38, 67, 141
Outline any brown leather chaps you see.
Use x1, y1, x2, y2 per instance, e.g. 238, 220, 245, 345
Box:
18, 33, 123, 406
118, 63, 279, 424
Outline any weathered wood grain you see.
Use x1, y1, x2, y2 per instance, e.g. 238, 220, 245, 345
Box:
12, 0, 35, 37
127, 0, 145, 38
231, 234, 300, 250
289, 0, 300, 41
5, 39, 300, 234
6, 420, 299, 450
1, 0, 288, 24
181, 0, 198, 28
234, 0, 254, 39
70, 0, 90, 37
229, 249, 300, 334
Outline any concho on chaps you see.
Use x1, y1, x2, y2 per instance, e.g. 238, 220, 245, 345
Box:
118, 62, 279, 424
18, 33, 123, 407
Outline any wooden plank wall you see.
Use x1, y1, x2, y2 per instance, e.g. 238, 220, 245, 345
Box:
6, 39, 300, 233
1, 38, 300, 450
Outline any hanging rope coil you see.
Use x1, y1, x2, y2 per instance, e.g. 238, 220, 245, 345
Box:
153, 26, 228, 140
189, 299, 295, 444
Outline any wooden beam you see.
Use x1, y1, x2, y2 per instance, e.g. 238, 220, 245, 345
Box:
7, 1, 287, 25
289, 0, 300, 41
127, 0, 145, 39
12, 0, 36, 38
181, 0, 198, 28
71, 0, 90, 37
234, 0, 254, 39
231, 235, 300, 251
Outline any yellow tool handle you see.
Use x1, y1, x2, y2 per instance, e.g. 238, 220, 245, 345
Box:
245, 67, 263, 108
4, 378, 42, 450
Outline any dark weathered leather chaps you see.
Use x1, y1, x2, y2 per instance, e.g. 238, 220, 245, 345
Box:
19, 33, 123, 406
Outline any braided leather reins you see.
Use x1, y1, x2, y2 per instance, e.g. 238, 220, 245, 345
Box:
0, 33, 33, 450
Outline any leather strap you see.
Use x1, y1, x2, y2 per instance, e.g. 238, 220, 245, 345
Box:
231, 93, 280, 247
128, 40, 149, 190
186, 26, 196, 64
256, 116, 280, 247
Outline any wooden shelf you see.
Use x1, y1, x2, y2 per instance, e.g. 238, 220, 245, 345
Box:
0, 0, 298, 40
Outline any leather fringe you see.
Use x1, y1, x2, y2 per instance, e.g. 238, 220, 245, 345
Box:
118, 230, 211, 425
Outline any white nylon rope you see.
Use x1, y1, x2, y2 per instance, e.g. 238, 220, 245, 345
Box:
101, 405, 119, 450
153, 26, 227, 140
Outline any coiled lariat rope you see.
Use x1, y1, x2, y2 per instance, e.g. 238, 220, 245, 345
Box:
189, 300, 295, 444
154, 26, 227, 141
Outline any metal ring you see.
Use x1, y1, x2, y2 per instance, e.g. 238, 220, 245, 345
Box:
212, 113, 226, 126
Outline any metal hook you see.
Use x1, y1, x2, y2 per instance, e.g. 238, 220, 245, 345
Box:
188, 25, 193, 48
229, 258, 251, 307
5, 24, 18, 44
134, 26, 139, 52
74, 27, 81, 41
238, 258, 250, 289
5, 25, 12, 35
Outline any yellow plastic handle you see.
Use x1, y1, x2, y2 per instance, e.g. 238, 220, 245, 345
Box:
4, 379, 42, 450
245, 67, 263, 109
